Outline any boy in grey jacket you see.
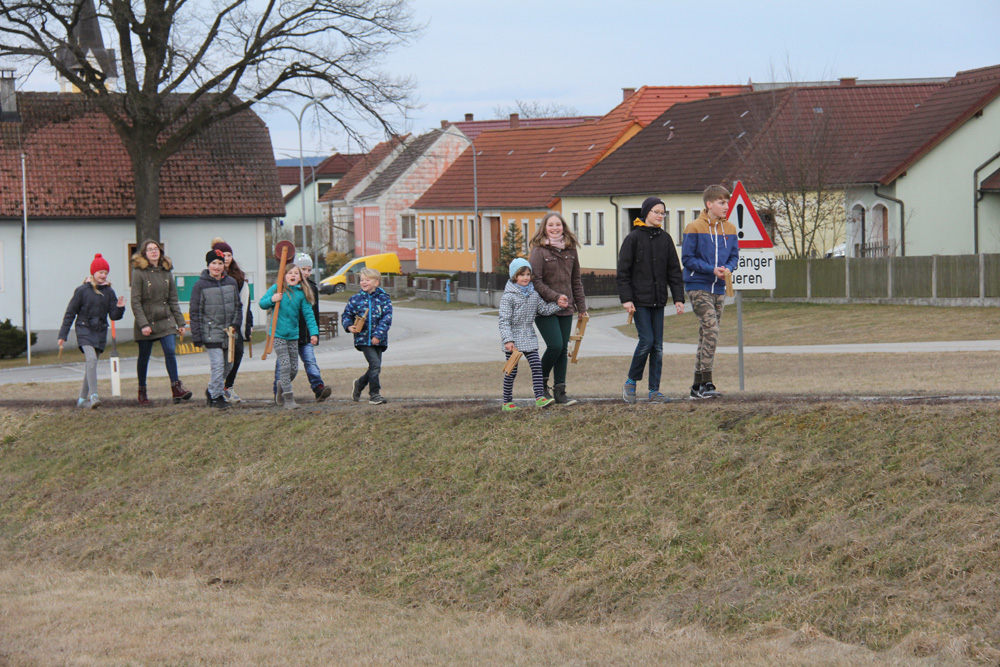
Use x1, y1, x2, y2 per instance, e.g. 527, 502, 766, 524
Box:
498, 258, 565, 411
190, 250, 242, 410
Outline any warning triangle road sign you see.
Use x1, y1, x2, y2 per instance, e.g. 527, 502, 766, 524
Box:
727, 181, 773, 249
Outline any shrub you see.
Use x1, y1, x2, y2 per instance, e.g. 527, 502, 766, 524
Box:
324, 251, 352, 274
0, 319, 37, 359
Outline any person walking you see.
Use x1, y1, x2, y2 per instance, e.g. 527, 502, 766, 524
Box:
57, 253, 126, 408
528, 211, 587, 405
130, 239, 193, 405
210, 238, 254, 403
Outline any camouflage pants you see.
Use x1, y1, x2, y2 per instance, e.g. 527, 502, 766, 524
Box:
689, 290, 726, 374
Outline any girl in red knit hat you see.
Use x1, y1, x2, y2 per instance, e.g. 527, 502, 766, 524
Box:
57, 253, 127, 408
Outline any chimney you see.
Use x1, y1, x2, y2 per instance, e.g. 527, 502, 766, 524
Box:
622, 87, 636, 101
509, 113, 520, 128
839, 77, 857, 87
464, 113, 474, 121
0, 69, 17, 120
440, 120, 449, 129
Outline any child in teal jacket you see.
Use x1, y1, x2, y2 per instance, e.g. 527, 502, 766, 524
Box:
259, 263, 318, 409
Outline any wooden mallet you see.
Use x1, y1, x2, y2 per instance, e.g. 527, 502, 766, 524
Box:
262, 240, 296, 360
503, 347, 523, 375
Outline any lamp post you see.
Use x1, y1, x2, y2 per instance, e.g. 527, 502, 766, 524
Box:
433, 128, 480, 305
260, 95, 332, 266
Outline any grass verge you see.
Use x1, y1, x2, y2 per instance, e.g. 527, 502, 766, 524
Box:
2, 401, 1000, 661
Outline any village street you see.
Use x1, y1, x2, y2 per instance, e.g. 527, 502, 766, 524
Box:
4, 300, 1000, 386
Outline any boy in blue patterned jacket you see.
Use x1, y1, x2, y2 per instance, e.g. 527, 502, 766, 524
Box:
342, 268, 393, 405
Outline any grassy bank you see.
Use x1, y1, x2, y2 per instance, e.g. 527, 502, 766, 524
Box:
2, 402, 1000, 661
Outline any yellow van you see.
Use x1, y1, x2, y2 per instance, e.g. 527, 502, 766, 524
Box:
318, 252, 401, 294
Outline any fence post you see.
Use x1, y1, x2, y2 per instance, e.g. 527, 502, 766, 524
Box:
932, 255, 937, 299
806, 257, 812, 299
980, 253, 986, 300
845, 255, 851, 300
887, 255, 893, 299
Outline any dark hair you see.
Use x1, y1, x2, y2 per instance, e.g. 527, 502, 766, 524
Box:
227, 258, 246, 287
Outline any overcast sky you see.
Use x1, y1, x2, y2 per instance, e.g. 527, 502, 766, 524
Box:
16, 0, 1000, 161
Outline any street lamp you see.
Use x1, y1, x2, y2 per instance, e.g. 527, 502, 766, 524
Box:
433, 127, 480, 305
258, 95, 332, 266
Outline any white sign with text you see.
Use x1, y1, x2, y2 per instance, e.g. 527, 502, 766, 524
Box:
732, 250, 776, 290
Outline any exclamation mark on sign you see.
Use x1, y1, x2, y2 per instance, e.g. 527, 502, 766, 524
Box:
736, 204, 745, 239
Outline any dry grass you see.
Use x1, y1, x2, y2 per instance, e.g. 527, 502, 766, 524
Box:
0, 566, 972, 666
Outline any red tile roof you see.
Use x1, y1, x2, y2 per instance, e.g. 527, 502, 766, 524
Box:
413, 115, 635, 211
855, 64, 1000, 184
559, 82, 942, 197
279, 153, 365, 199
606, 85, 750, 127
982, 166, 1000, 192
448, 116, 599, 141
319, 136, 408, 202
0, 93, 284, 218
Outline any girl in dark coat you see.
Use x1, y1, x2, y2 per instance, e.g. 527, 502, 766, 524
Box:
58, 253, 126, 408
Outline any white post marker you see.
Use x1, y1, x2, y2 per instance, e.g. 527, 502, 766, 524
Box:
727, 181, 775, 391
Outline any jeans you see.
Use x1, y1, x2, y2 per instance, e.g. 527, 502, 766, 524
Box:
136, 334, 179, 385
627, 306, 664, 392
79, 345, 100, 400
355, 345, 384, 396
535, 315, 573, 385
272, 342, 323, 394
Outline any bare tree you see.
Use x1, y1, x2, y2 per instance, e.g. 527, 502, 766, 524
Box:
492, 99, 579, 119
0, 0, 418, 242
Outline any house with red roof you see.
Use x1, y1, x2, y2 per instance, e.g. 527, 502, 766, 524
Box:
0, 77, 284, 346
410, 86, 746, 274
277, 152, 363, 257
559, 76, 957, 268
318, 135, 409, 256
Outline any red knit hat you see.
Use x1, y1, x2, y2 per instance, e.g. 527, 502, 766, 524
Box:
90, 253, 110, 274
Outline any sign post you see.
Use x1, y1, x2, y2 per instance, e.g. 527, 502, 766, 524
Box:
727, 181, 774, 391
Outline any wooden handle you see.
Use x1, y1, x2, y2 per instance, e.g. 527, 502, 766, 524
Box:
627, 311, 634, 325
227, 328, 236, 364
503, 348, 522, 375
724, 269, 734, 297
262, 246, 290, 360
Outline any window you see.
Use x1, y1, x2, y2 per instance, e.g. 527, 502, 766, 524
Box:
439, 217, 446, 249
597, 211, 605, 246
677, 210, 686, 241
429, 216, 436, 248
401, 214, 416, 241
457, 216, 464, 250
584, 212, 592, 245
693, 209, 701, 221
294, 225, 313, 249
469, 216, 476, 251
572, 212, 579, 236
522, 219, 530, 254
316, 182, 333, 200
663, 210, 670, 233
448, 217, 455, 249
419, 216, 427, 248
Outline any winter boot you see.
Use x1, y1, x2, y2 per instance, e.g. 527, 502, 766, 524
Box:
314, 384, 332, 402
171, 380, 193, 404
213, 394, 230, 411
137, 386, 151, 406
542, 381, 553, 401
275, 390, 285, 406
282, 392, 299, 410
553, 383, 578, 406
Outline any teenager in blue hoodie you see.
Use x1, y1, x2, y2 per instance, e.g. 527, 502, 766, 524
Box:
342, 268, 393, 405
681, 184, 739, 399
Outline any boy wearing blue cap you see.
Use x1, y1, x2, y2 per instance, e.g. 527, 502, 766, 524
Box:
498, 258, 566, 411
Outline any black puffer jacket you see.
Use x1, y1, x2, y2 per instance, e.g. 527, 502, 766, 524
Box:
58, 281, 126, 352
616, 223, 685, 308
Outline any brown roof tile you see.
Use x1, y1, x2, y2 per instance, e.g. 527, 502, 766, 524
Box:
605, 85, 750, 127
449, 116, 599, 141
0, 92, 283, 219
319, 135, 408, 202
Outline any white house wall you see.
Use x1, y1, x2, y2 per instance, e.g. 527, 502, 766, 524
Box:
0, 217, 267, 350
893, 97, 1000, 255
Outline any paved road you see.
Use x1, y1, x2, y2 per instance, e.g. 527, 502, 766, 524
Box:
4, 300, 1000, 385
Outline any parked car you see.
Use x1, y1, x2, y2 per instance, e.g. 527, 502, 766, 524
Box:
318, 252, 401, 294
824, 243, 846, 258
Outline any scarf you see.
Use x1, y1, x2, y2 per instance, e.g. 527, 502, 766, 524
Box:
518, 283, 535, 296
548, 235, 566, 250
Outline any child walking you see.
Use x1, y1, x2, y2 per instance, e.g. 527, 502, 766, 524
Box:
498, 258, 564, 411
57, 253, 126, 408
189, 249, 243, 410
342, 268, 393, 405
259, 263, 318, 409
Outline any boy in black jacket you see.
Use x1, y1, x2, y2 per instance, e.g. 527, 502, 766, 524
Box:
616, 196, 686, 404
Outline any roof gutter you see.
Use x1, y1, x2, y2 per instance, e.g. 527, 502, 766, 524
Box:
973, 148, 1000, 254
873, 185, 906, 257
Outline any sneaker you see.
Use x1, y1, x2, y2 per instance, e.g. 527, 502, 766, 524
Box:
623, 380, 637, 405
352, 379, 363, 402
648, 391, 673, 403
314, 385, 332, 402
88, 394, 100, 409
535, 396, 555, 408
690, 384, 705, 399
76, 397, 88, 409
223, 388, 241, 404
700, 382, 722, 398
502, 402, 519, 412
369, 394, 387, 405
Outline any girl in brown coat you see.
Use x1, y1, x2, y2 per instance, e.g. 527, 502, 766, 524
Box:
528, 211, 588, 405
130, 239, 193, 405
